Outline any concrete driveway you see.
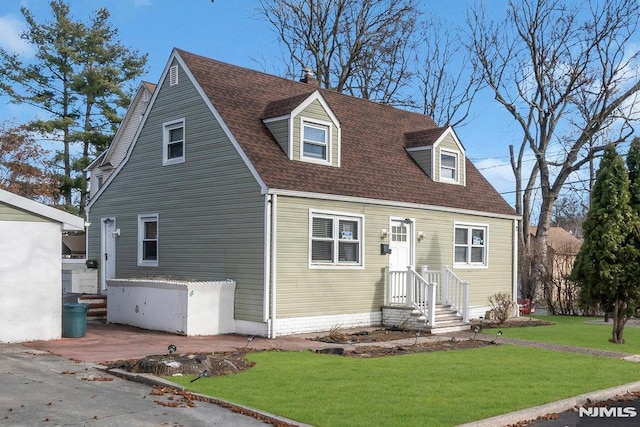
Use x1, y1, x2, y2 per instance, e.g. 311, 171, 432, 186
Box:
0, 343, 275, 426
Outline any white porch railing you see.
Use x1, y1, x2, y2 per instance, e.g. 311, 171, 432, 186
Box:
386, 265, 470, 324
439, 266, 470, 323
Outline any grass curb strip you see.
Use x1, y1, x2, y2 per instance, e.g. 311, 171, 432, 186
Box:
99, 365, 312, 427
457, 381, 640, 427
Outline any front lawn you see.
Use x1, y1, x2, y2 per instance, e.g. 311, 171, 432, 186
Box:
487, 315, 640, 353
169, 344, 640, 427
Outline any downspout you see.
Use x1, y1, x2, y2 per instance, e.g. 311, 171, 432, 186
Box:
85, 206, 90, 259
513, 219, 519, 317
270, 194, 278, 338
263, 194, 271, 329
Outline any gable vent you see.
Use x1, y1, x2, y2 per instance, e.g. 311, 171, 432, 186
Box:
169, 65, 178, 86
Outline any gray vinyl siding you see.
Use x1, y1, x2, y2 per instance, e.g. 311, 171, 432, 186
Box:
407, 148, 433, 178
0, 203, 48, 222
87, 59, 266, 322
274, 196, 514, 318
292, 100, 339, 166
264, 119, 290, 156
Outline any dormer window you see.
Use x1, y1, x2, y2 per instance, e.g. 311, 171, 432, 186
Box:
404, 127, 465, 185
263, 91, 340, 167
301, 119, 331, 164
440, 150, 458, 182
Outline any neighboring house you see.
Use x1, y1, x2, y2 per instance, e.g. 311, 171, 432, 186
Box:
0, 189, 84, 342
86, 48, 519, 338
530, 226, 582, 305
86, 81, 156, 199
62, 234, 86, 258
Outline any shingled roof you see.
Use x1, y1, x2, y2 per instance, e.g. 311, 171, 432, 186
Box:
178, 49, 515, 217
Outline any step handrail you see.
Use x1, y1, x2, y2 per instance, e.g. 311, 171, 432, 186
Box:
406, 267, 437, 326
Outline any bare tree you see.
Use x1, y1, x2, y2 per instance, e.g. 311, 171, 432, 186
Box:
467, 0, 640, 296
416, 16, 481, 127
257, 0, 420, 106
551, 194, 587, 238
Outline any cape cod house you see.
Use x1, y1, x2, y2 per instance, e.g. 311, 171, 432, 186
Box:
86, 48, 519, 337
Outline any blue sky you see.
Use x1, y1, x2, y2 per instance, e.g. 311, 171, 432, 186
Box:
0, 0, 522, 204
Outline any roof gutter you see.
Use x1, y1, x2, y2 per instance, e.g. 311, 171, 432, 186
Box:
267, 188, 521, 221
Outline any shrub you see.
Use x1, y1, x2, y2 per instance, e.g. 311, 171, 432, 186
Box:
488, 292, 515, 325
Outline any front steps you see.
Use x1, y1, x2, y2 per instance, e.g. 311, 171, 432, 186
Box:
414, 304, 469, 334
382, 304, 469, 334
78, 294, 107, 321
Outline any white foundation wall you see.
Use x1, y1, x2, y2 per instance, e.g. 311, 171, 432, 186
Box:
469, 305, 492, 320
0, 221, 62, 342
274, 311, 382, 336
106, 279, 236, 335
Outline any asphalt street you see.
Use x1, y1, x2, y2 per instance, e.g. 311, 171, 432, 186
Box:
0, 343, 268, 426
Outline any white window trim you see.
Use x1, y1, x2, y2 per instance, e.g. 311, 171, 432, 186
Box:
300, 117, 332, 165
308, 209, 365, 269
440, 149, 459, 184
453, 222, 489, 268
169, 65, 178, 86
138, 213, 159, 267
163, 118, 185, 166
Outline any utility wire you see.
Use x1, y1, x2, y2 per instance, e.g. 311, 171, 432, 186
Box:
499, 177, 593, 195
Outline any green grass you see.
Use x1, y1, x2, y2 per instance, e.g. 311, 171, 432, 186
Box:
168, 345, 640, 427
486, 315, 640, 353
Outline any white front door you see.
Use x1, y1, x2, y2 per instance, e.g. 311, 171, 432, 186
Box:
388, 218, 413, 271
100, 217, 117, 292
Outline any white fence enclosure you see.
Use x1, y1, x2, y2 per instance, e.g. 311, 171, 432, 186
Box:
62, 259, 98, 294
107, 279, 236, 336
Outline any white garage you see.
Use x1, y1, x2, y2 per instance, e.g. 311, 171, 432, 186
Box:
0, 189, 84, 343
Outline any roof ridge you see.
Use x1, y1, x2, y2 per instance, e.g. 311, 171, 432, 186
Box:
176, 47, 438, 126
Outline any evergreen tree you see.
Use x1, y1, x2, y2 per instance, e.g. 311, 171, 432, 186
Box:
572, 145, 639, 343
0, 0, 147, 215
625, 137, 640, 322
628, 138, 640, 212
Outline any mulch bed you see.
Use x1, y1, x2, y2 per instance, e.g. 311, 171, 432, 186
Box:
106, 318, 554, 376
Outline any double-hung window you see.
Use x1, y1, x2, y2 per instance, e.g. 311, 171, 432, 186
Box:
302, 120, 330, 164
138, 214, 158, 266
454, 223, 488, 267
440, 150, 458, 182
310, 211, 363, 267
163, 119, 185, 165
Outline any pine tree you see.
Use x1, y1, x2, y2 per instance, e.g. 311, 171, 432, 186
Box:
625, 137, 640, 325
0, 0, 147, 215
572, 145, 639, 343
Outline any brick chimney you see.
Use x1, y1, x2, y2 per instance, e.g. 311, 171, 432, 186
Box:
300, 67, 319, 86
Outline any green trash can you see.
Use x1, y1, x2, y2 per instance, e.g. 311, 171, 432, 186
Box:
62, 303, 89, 338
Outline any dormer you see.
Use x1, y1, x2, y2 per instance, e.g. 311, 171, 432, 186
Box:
405, 126, 466, 186
262, 91, 341, 167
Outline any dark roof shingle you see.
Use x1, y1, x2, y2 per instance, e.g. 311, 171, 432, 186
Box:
178, 49, 515, 217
